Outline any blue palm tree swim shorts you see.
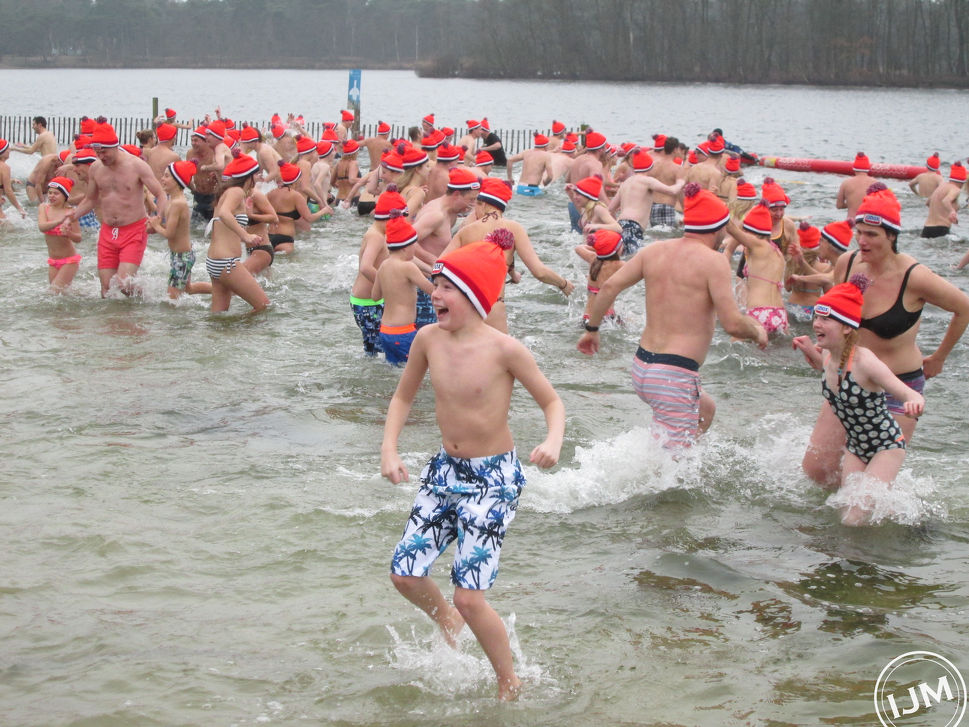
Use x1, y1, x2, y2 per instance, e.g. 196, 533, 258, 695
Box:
391, 448, 525, 590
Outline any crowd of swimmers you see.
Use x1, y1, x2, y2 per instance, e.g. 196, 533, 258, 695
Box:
2, 107, 968, 699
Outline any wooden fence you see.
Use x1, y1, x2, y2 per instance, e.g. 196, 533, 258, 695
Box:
0, 115, 567, 157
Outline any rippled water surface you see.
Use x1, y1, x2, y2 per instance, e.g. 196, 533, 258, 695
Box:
1, 70, 968, 726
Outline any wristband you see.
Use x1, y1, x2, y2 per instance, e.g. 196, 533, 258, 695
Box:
584, 322, 600, 332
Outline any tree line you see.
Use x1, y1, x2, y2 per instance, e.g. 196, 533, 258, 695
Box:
0, 0, 965, 87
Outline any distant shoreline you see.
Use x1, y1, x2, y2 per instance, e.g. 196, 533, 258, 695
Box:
2, 58, 966, 90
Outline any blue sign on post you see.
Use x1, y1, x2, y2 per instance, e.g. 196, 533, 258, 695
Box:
347, 69, 361, 135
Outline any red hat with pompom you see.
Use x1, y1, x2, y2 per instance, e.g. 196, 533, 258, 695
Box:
474, 150, 493, 167
447, 167, 481, 191
821, 218, 855, 252
814, 274, 870, 328
374, 184, 408, 220
574, 174, 603, 201
925, 152, 940, 172
949, 161, 967, 184
341, 109, 354, 122
431, 229, 515, 318
631, 149, 654, 173
552, 120, 566, 135
377, 120, 391, 135
852, 152, 871, 173
588, 229, 622, 259
385, 210, 418, 249
682, 182, 730, 233
652, 133, 667, 151
724, 156, 741, 173
533, 133, 550, 148
742, 200, 773, 236
278, 160, 302, 185
477, 178, 512, 211
222, 149, 259, 179
735, 178, 758, 201
584, 130, 606, 151
797, 220, 821, 249
48, 176, 74, 197
761, 177, 790, 207
156, 123, 177, 143
855, 182, 901, 231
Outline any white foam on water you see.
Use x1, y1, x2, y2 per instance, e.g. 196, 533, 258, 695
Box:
826, 469, 946, 526
385, 611, 546, 698
523, 425, 708, 514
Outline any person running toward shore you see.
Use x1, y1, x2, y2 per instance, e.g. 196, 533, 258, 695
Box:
38, 176, 82, 293
801, 183, 969, 488
382, 233, 565, 701
148, 160, 213, 300
920, 161, 965, 238
371, 211, 433, 366
836, 152, 876, 219
505, 133, 554, 194
578, 183, 767, 448
792, 275, 924, 525
65, 120, 167, 297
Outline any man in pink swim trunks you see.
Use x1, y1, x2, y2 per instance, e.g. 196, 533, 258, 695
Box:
67, 120, 167, 296
578, 184, 767, 448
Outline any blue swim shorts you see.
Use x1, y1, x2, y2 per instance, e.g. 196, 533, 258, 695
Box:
391, 448, 525, 590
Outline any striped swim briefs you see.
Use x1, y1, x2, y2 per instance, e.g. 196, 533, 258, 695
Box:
631, 346, 702, 448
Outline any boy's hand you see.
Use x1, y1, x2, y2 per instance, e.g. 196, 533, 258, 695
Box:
381, 452, 409, 484
577, 331, 599, 355
529, 440, 560, 469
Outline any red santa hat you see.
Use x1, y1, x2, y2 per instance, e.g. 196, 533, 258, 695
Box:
316, 141, 335, 158
724, 156, 741, 173
73, 148, 97, 164
584, 130, 607, 151
222, 150, 259, 180
925, 152, 941, 172
164, 108, 177, 120
121, 144, 142, 158
48, 176, 74, 197
821, 218, 855, 252
240, 126, 260, 144
446, 167, 481, 191
436, 144, 462, 163
855, 183, 901, 232
385, 210, 418, 249
341, 109, 354, 122
477, 178, 512, 211
949, 161, 967, 184
156, 123, 177, 143
682, 183, 730, 233
652, 133, 667, 151
742, 200, 773, 236
466, 119, 481, 131
381, 148, 405, 173
278, 161, 302, 185
295, 135, 316, 156
374, 184, 408, 220
403, 146, 429, 168
377, 120, 391, 135
560, 140, 576, 154
423, 113, 435, 127
707, 136, 725, 155
551, 120, 566, 135
761, 177, 790, 207
421, 130, 445, 150
206, 120, 227, 139
474, 150, 494, 167
814, 274, 870, 329
342, 139, 360, 155
574, 175, 603, 201
588, 229, 622, 259
797, 220, 821, 249
631, 150, 654, 173
91, 119, 119, 148
431, 229, 515, 318
852, 152, 872, 173
168, 160, 197, 190
533, 133, 550, 148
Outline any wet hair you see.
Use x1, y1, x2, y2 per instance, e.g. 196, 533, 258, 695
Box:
664, 136, 679, 155
136, 129, 155, 145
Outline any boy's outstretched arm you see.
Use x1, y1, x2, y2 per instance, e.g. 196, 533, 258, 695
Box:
380, 331, 430, 484
507, 341, 565, 468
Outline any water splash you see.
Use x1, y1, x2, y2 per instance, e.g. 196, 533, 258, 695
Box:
826, 469, 945, 526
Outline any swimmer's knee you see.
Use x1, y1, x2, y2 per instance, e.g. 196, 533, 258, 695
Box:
452, 586, 486, 615
698, 394, 716, 433
390, 572, 422, 594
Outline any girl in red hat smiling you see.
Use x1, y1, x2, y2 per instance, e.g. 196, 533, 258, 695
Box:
793, 275, 925, 525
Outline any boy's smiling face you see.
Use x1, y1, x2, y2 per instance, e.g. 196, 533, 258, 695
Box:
431, 275, 477, 330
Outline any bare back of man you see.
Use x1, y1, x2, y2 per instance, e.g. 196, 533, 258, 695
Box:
568, 153, 603, 184
147, 145, 180, 183
648, 156, 684, 207
507, 148, 553, 187
610, 174, 684, 230
836, 173, 874, 218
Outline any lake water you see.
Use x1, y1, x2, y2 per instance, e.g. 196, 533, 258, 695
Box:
1, 69, 967, 727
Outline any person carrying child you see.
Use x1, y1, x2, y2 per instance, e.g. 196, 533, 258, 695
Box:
381, 233, 565, 701
793, 275, 925, 526
38, 176, 82, 293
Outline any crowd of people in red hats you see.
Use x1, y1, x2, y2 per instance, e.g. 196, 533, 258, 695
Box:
2, 104, 968, 698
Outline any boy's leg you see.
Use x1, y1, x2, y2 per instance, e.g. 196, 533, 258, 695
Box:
452, 587, 520, 700
390, 574, 464, 647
